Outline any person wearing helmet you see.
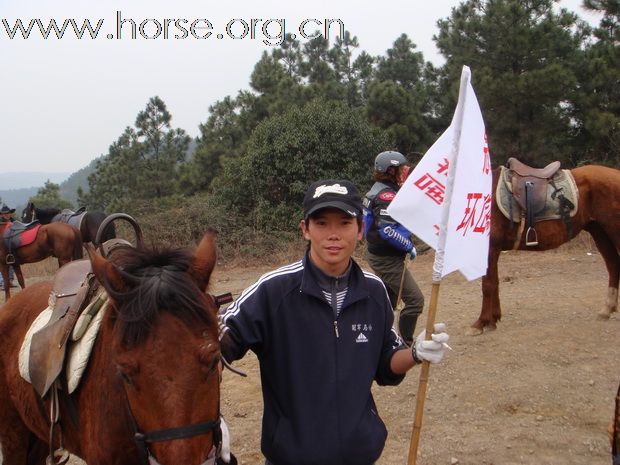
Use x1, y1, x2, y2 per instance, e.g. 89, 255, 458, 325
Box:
363, 151, 424, 346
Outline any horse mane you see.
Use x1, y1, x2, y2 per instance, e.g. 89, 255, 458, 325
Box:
104, 246, 218, 347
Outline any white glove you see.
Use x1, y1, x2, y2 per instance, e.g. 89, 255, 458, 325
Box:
413, 323, 449, 364
408, 245, 417, 260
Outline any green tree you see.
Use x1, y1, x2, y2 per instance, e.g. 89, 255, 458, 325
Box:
434, 0, 589, 166
211, 99, 391, 232
573, 0, 620, 165
366, 34, 436, 155
83, 97, 190, 210
29, 180, 73, 209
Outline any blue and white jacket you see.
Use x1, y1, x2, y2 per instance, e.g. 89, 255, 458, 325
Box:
364, 181, 415, 257
220, 253, 405, 465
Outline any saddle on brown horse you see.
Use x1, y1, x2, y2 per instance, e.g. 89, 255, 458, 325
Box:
29, 259, 99, 397
2, 221, 42, 265
503, 157, 576, 247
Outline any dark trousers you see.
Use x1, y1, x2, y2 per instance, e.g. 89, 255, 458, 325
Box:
366, 251, 424, 345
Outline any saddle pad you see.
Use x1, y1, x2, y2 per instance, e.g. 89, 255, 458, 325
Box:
66, 212, 86, 232
495, 166, 579, 223
19, 296, 108, 394
54, 210, 86, 231
3, 223, 41, 249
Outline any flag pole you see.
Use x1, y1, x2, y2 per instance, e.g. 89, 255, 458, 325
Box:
407, 279, 441, 464
407, 66, 471, 465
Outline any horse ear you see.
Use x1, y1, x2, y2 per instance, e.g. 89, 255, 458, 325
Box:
85, 243, 127, 294
191, 229, 217, 292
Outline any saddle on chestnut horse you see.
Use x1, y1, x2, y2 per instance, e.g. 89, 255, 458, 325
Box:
496, 158, 579, 247
28, 258, 100, 397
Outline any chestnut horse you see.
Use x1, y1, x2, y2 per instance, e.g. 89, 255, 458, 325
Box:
1, 222, 83, 301
469, 164, 620, 335
0, 231, 225, 465
21, 202, 116, 245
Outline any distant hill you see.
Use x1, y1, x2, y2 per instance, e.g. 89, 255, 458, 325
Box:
1, 140, 198, 211
59, 158, 99, 206
0, 187, 39, 213
0, 169, 91, 212
0, 172, 70, 190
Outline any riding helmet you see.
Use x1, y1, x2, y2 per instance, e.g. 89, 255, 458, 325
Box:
374, 151, 408, 173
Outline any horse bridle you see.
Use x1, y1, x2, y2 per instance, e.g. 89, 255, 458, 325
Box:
132, 415, 223, 465
123, 293, 238, 465
123, 354, 225, 465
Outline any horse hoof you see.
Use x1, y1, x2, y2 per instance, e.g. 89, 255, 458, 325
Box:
485, 323, 497, 331
465, 326, 483, 336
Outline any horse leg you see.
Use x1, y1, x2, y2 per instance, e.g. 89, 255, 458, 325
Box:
584, 223, 619, 319
1, 264, 10, 301
13, 264, 26, 289
468, 245, 502, 336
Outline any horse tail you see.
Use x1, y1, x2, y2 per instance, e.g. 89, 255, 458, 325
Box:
73, 229, 84, 260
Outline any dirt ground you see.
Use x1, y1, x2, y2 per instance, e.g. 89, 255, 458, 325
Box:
16, 237, 620, 465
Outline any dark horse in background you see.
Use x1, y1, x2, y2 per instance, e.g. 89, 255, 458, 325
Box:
1, 222, 83, 301
468, 163, 620, 335
0, 230, 227, 465
21, 202, 115, 246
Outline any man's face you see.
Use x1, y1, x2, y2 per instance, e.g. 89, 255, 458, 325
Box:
300, 208, 362, 276
0, 213, 11, 221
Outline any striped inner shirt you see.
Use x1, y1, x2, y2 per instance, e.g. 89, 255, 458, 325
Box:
321, 289, 348, 317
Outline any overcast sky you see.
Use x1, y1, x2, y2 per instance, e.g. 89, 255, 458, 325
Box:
1, 0, 601, 176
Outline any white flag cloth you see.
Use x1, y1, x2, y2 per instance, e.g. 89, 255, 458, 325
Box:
387, 66, 492, 281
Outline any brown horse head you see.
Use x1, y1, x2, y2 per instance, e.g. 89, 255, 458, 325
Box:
86, 230, 222, 464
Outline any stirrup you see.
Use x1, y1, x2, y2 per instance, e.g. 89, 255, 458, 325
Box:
525, 227, 539, 247
5, 254, 15, 265
46, 448, 70, 465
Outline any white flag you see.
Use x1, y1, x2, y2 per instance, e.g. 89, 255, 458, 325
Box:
387, 66, 492, 281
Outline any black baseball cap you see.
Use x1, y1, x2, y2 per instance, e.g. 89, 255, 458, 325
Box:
303, 179, 363, 220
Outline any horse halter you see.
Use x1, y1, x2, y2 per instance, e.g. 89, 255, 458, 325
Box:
132, 416, 223, 465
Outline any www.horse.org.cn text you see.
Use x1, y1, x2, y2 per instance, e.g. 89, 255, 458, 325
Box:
1, 12, 346, 46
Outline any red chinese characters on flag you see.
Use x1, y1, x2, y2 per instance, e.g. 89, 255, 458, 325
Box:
413, 173, 445, 205
437, 157, 449, 176
413, 156, 450, 205
455, 193, 491, 236
482, 133, 491, 175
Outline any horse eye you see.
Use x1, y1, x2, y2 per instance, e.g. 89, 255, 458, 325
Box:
119, 371, 133, 385
116, 365, 135, 386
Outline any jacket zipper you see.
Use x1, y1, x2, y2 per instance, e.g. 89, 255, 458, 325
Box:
332, 277, 340, 338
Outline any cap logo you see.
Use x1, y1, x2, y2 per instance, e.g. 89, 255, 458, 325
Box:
313, 184, 348, 198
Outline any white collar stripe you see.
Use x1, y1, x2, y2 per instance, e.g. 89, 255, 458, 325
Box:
222, 261, 304, 321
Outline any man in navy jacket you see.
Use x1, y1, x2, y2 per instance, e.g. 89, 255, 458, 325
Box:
220, 179, 449, 465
